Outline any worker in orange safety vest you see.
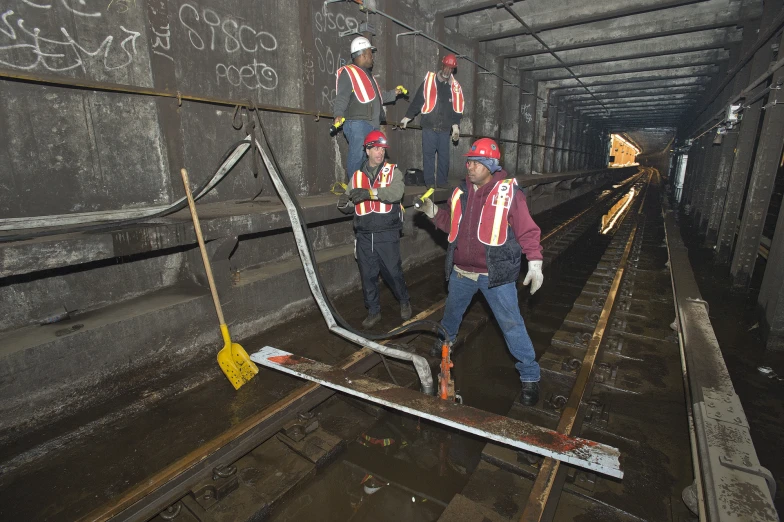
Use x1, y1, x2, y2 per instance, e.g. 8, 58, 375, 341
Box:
416, 138, 544, 406
334, 36, 406, 182
400, 53, 465, 188
337, 130, 411, 329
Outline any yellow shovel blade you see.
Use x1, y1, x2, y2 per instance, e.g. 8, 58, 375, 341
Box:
217, 325, 259, 390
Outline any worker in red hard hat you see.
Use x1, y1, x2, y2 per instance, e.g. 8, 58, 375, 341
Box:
416, 138, 544, 406
334, 36, 406, 181
400, 53, 465, 187
337, 130, 411, 329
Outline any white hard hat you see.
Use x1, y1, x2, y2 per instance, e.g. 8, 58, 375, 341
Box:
351, 36, 376, 54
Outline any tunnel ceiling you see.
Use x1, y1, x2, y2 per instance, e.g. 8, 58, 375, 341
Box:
429, 0, 762, 154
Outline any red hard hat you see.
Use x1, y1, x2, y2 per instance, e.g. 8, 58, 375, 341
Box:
364, 130, 389, 148
442, 54, 458, 68
464, 138, 500, 159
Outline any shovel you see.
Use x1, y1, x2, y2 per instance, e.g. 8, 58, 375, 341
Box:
180, 168, 259, 389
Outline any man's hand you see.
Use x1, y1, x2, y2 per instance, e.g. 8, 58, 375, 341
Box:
523, 260, 543, 295
451, 124, 460, 142
350, 188, 372, 203
400, 117, 412, 129
338, 192, 351, 208
416, 198, 438, 219
333, 117, 343, 127
395, 85, 408, 96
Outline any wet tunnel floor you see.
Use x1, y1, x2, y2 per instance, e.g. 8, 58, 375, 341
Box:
264, 219, 616, 522
0, 177, 639, 522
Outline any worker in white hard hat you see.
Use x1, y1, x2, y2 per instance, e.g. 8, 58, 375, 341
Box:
333, 36, 406, 181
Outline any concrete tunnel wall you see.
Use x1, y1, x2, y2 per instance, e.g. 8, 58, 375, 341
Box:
0, 0, 614, 435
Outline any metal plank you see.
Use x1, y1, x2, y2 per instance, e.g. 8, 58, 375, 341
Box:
250, 347, 624, 479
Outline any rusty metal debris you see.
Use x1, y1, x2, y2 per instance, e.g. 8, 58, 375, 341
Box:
251, 346, 623, 478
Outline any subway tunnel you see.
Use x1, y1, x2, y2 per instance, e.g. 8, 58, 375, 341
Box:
1, 0, 783, 520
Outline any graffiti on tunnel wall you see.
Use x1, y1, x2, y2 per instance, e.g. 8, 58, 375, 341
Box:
0, 3, 141, 73
0, 0, 282, 92
178, 2, 278, 90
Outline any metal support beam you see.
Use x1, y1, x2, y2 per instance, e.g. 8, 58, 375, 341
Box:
502, 21, 738, 58
250, 347, 624, 477
550, 71, 716, 90
714, 39, 775, 264
704, 30, 759, 245
759, 187, 784, 351
517, 45, 727, 72
537, 61, 724, 82
562, 87, 705, 101
729, 34, 784, 290
475, 0, 708, 42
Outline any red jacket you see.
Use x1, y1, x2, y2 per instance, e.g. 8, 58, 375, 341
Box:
434, 170, 542, 273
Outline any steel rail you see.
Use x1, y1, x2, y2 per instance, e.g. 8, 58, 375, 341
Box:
77, 170, 643, 522
520, 169, 652, 521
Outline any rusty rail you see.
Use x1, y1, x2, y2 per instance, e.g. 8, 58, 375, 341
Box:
520, 168, 652, 521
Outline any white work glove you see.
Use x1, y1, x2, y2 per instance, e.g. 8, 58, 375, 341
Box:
400, 117, 412, 129
451, 124, 460, 142
523, 260, 543, 295
417, 198, 437, 219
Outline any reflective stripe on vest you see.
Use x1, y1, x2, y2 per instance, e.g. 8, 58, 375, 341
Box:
422, 72, 465, 115
336, 64, 382, 104
447, 187, 464, 243
478, 179, 516, 246
447, 179, 517, 246
353, 163, 396, 215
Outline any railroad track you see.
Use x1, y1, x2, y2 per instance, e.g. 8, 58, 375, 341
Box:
441, 168, 699, 521
9, 169, 644, 522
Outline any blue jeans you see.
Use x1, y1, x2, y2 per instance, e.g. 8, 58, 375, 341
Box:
441, 270, 540, 383
422, 129, 451, 187
344, 119, 378, 181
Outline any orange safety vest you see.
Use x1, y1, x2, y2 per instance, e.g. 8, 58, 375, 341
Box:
352, 163, 396, 215
422, 72, 465, 114
447, 179, 517, 246
336, 64, 383, 104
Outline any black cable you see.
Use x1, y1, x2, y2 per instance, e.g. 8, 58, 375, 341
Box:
0, 139, 252, 244
248, 103, 449, 342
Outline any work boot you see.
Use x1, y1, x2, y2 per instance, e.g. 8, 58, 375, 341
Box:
400, 301, 412, 321
362, 312, 381, 329
518, 382, 540, 406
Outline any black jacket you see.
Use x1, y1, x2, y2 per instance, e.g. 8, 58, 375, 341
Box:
404, 74, 462, 132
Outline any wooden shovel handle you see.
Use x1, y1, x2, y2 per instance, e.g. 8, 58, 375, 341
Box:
180, 168, 226, 326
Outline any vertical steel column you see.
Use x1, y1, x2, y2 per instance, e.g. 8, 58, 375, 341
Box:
696, 142, 723, 232
554, 108, 567, 172
706, 27, 760, 244
759, 191, 784, 350
543, 100, 557, 172
730, 34, 784, 290
531, 83, 548, 174
683, 139, 706, 211
568, 115, 579, 171
715, 40, 775, 264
